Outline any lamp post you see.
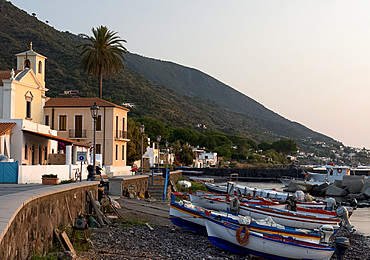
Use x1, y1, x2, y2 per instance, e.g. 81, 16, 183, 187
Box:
165, 140, 169, 173
90, 102, 99, 180
140, 124, 145, 175
157, 135, 161, 171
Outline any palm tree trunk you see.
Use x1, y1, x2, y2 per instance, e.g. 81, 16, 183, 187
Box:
99, 71, 103, 98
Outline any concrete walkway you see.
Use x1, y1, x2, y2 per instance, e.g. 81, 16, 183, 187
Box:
0, 182, 99, 240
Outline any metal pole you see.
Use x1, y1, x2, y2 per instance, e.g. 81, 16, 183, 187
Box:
141, 131, 144, 175
93, 116, 96, 179
157, 142, 160, 172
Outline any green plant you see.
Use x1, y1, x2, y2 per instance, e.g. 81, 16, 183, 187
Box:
30, 251, 58, 260
59, 179, 76, 184
119, 218, 148, 227
42, 174, 58, 178
175, 179, 207, 193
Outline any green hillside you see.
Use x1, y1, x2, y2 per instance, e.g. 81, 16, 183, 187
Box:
0, 0, 340, 150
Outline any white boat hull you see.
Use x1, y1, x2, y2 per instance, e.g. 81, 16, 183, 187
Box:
205, 218, 335, 260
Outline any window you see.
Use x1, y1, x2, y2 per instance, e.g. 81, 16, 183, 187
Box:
39, 146, 42, 164
45, 115, 49, 126
122, 145, 125, 160
25, 144, 28, 160
115, 145, 118, 160
59, 115, 67, 131
38, 61, 42, 74
26, 101, 31, 119
122, 117, 125, 132
24, 59, 30, 69
96, 115, 102, 131
44, 147, 47, 163
116, 116, 119, 138
96, 144, 101, 154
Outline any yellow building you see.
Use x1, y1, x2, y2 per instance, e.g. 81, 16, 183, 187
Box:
44, 98, 131, 174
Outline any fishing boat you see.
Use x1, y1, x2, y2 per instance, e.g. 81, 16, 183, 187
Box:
195, 190, 328, 210
205, 217, 336, 260
169, 194, 330, 244
189, 193, 342, 230
205, 181, 289, 199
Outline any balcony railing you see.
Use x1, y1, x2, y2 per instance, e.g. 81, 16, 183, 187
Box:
69, 129, 87, 139
115, 130, 128, 139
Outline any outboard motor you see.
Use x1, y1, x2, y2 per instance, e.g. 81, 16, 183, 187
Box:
334, 237, 350, 260
336, 206, 354, 231
347, 198, 358, 209
318, 225, 335, 244
326, 197, 337, 211
286, 196, 298, 211
229, 197, 240, 215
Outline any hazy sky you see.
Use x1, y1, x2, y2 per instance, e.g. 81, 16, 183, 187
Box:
10, 0, 370, 148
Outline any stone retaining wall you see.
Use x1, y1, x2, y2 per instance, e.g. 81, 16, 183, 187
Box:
203, 167, 301, 179
0, 183, 98, 259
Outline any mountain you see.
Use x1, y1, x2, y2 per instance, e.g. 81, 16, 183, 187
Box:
0, 0, 340, 149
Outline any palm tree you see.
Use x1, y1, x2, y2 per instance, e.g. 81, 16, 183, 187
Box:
78, 26, 127, 98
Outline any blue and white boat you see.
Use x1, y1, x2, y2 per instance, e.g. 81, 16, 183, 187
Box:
170, 194, 332, 244
205, 217, 335, 260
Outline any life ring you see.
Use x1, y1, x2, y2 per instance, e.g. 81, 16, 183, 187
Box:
236, 226, 250, 246
305, 172, 310, 179
337, 168, 342, 173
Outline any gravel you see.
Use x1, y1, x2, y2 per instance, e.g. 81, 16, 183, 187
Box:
78, 198, 370, 260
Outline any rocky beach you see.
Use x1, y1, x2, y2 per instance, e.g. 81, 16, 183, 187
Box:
80, 197, 370, 260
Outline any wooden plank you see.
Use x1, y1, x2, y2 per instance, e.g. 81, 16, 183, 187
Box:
61, 231, 77, 256
86, 190, 105, 226
53, 229, 66, 251
170, 179, 178, 192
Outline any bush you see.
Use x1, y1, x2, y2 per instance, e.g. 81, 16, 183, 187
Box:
42, 174, 58, 178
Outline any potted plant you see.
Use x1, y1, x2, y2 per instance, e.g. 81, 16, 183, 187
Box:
42, 174, 59, 185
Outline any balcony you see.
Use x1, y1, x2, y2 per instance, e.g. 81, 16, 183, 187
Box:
115, 130, 128, 140
69, 129, 87, 139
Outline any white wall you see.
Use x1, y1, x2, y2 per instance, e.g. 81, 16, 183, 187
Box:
105, 165, 131, 177
18, 164, 88, 184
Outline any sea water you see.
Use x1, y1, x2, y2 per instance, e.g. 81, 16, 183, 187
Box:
236, 181, 370, 236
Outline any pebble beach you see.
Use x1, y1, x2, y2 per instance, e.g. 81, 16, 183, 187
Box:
80, 196, 370, 260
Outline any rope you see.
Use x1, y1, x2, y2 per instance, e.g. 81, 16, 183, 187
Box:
236, 226, 250, 246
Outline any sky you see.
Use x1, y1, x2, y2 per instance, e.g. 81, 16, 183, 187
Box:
10, 0, 370, 148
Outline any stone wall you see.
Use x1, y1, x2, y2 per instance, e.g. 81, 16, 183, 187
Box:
202, 167, 301, 178
0, 183, 98, 259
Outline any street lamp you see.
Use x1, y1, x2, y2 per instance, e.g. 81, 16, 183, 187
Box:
140, 124, 145, 175
157, 135, 161, 171
90, 102, 99, 180
165, 140, 169, 173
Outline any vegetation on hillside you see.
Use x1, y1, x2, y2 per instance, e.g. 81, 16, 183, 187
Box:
0, 0, 345, 162
128, 117, 297, 166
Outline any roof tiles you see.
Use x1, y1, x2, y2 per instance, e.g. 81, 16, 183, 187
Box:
45, 97, 129, 111
0, 123, 16, 136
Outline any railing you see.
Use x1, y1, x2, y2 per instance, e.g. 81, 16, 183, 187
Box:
150, 168, 169, 201
115, 130, 128, 139
68, 129, 87, 139
151, 169, 163, 185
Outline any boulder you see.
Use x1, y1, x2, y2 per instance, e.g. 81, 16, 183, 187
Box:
361, 182, 370, 193
347, 179, 364, 194
362, 186, 370, 199
332, 179, 343, 188
346, 193, 366, 200
342, 175, 365, 188
310, 183, 329, 196
284, 181, 312, 192
325, 185, 348, 197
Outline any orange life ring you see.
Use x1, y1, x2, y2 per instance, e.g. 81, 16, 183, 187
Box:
305, 172, 310, 178
236, 226, 250, 246
337, 168, 342, 173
